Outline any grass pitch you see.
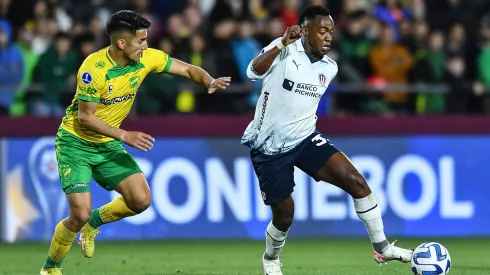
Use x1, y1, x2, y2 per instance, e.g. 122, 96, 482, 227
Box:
0, 238, 488, 275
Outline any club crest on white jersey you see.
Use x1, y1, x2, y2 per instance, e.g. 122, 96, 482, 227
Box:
242, 38, 338, 155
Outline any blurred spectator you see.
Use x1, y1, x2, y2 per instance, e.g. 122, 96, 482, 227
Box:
186, 34, 217, 76
73, 32, 96, 68
373, 0, 413, 42
255, 17, 284, 47
0, 0, 489, 117
173, 33, 218, 114
166, 13, 191, 53
341, 0, 370, 18
477, 14, 490, 113
208, 0, 248, 26
398, 19, 412, 47
129, 0, 163, 43
30, 32, 77, 117
71, 20, 87, 37
478, 15, 490, 84
413, 31, 447, 114
53, 2, 73, 32
0, 19, 23, 115
409, 0, 425, 20
338, 10, 373, 80
444, 22, 479, 79
0, 0, 11, 18
31, 18, 52, 55
136, 37, 180, 115
231, 20, 261, 83
209, 19, 240, 81
249, 0, 269, 21
280, 0, 300, 30
336, 10, 373, 113
183, 5, 203, 33
10, 26, 39, 117
445, 23, 467, 58
444, 55, 475, 113
33, 0, 50, 20
231, 20, 262, 107
403, 20, 429, 54
88, 15, 106, 50
369, 23, 413, 113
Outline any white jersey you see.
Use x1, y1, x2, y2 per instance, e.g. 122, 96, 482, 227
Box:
241, 37, 338, 155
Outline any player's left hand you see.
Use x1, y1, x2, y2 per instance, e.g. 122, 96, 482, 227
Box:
208, 77, 231, 94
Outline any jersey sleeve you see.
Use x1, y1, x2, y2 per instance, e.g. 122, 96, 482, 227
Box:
246, 37, 287, 81
76, 62, 104, 103
146, 48, 173, 74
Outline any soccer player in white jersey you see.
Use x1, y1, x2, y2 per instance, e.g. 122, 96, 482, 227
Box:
241, 5, 414, 275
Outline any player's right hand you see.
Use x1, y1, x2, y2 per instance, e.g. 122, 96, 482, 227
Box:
121, 131, 155, 152
281, 25, 302, 46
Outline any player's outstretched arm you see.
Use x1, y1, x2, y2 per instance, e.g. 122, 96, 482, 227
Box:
166, 58, 231, 94
78, 100, 155, 152
251, 25, 301, 75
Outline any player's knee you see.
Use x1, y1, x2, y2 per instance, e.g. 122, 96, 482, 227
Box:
281, 215, 294, 229
126, 194, 151, 214
272, 197, 295, 231
273, 209, 294, 231
274, 214, 294, 231
68, 208, 91, 229
346, 171, 370, 199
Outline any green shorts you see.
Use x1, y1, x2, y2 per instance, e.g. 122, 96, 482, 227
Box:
55, 127, 142, 194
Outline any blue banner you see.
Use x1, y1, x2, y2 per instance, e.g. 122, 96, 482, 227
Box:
1, 136, 487, 242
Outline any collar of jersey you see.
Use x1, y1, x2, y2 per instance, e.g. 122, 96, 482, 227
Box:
105, 46, 139, 68
106, 47, 117, 67
294, 39, 330, 63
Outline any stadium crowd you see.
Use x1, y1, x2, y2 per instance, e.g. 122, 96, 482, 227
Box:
1, 0, 490, 116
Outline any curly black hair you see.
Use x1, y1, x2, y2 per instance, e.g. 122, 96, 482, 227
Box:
298, 5, 331, 26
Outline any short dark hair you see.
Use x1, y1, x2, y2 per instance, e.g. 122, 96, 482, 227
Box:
106, 10, 151, 36
298, 5, 331, 26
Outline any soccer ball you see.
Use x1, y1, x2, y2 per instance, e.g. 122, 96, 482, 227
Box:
411, 242, 451, 275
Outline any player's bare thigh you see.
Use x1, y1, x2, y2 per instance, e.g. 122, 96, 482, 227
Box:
315, 151, 371, 198
114, 172, 151, 213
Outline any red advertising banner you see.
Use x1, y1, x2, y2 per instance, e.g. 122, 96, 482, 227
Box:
1, 115, 490, 137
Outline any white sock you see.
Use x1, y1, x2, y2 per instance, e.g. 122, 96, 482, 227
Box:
264, 221, 288, 260
354, 193, 389, 253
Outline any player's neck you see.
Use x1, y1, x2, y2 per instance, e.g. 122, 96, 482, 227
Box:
108, 45, 132, 67
302, 37, 323, 60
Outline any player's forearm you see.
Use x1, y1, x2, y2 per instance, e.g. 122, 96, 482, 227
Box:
78, 114, 126, 140
251, 47, 282, 75
187, 65, 214, 88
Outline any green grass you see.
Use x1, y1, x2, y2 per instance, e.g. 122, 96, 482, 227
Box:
0, 238, 489, 275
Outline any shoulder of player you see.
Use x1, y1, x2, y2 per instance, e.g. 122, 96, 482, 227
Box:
78, 48, 110, 78
322, 55, 338, 67
143, 48, 169, 59
141, 48, 170, 66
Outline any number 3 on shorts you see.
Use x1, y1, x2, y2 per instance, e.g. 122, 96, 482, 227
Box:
311, 134, 327, 146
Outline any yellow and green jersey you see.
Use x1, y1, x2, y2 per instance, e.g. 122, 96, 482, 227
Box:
60, 47, 172, 143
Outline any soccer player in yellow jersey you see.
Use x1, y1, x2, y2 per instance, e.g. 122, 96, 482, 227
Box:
40, 10, 231, 275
